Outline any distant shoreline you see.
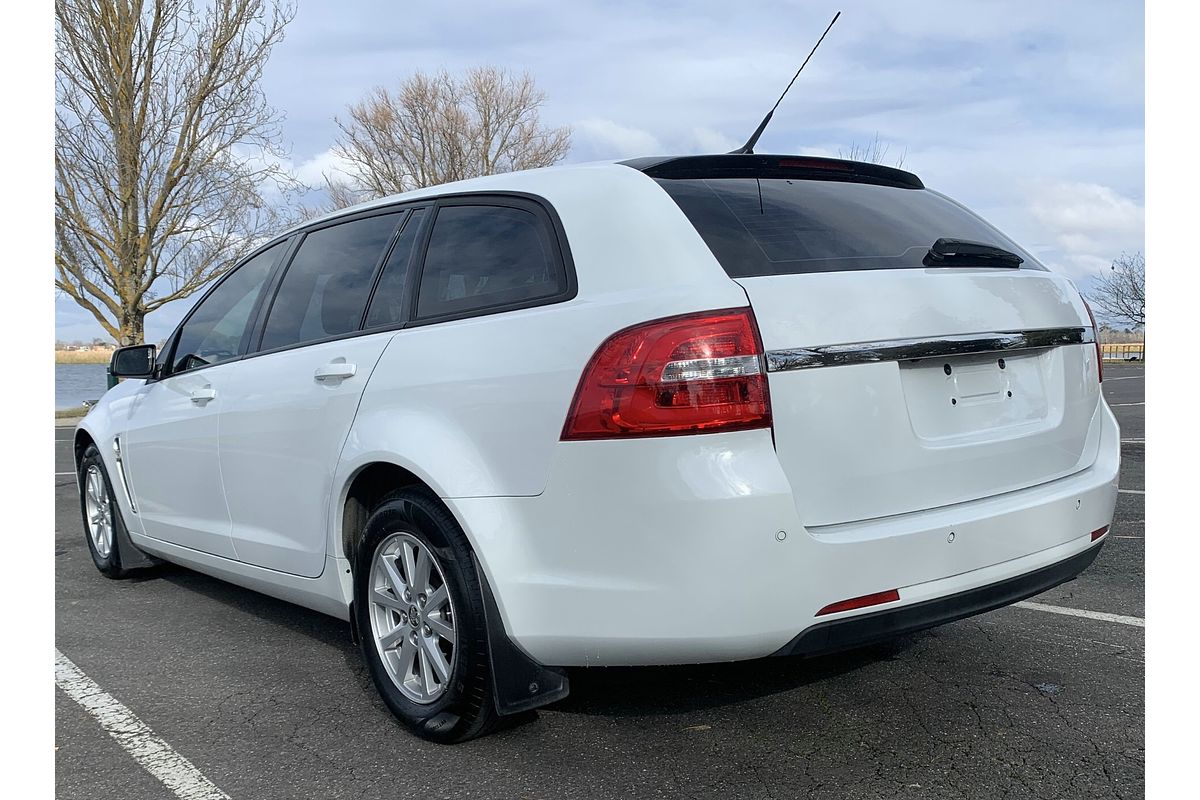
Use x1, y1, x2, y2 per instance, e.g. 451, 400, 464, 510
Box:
56, 350, 112, 364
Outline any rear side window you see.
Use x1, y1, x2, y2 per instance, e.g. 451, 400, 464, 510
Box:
364, 208, 426, 329
170, 242, 282, 374
415, 204, 566, 319
655, 178, 1044, 276
259, 212, 402, 351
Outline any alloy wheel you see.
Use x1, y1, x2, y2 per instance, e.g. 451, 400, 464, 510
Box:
368, 532, 457, 704
84, 465, 113, 559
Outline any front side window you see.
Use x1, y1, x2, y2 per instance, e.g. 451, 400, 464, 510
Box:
259, 213, 403, 352
170, 243, 282, 374
415, 204, 565, 319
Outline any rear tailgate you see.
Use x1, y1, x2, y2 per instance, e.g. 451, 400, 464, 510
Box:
740, 269, 1101, 525
651, 164, 1103, 526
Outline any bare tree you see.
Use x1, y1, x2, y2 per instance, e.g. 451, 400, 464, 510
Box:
839, 132, 907, 169
55, 0, 299, 345
1088, 252, 1145, 328
330, 66, 572, 202
323, 176, 370, 212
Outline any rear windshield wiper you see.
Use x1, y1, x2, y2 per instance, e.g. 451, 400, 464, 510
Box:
923, 238, 1023, 268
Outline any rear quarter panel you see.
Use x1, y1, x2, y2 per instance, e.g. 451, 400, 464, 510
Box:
334, 165, 750, 548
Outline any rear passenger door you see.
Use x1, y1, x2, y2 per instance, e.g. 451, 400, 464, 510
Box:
219, 208, 426, 577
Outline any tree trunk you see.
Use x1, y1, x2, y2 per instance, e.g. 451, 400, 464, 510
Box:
119, 309, 145, 346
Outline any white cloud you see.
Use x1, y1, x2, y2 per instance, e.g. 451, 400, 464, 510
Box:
292, 147, 358, 187
571, 118, 662, 159
1028, 181, 1144, 277
687, 127, 739, 155
1031, 182, 1145, 239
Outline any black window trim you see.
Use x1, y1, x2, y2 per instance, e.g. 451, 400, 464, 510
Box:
153, 190, 577, 377
406, 192, 578, 329
360, 207, 427, 332
153, 236, 294, 382
248, 205, 413, 358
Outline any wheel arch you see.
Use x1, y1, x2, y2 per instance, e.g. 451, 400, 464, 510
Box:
340, 459, 571, 717
73, 427, 97, 471
338, 460, 445, 567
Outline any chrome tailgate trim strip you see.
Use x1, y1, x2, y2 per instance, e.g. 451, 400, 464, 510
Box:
764, 327, 1093, 372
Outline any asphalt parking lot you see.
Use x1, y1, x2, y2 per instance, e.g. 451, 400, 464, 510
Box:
55, 363, 1145, 799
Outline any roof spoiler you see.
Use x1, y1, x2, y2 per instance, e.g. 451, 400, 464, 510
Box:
620, 154, 924, 190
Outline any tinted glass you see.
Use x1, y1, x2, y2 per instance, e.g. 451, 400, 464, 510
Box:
416, 205, 564, 319
364, 208, 425, 329
170, 243, 281, 374
656, 178, 1044, 277
260, 213, 401, 351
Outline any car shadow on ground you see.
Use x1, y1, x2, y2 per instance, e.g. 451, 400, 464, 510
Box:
156, 564, 356, 652
154, 561, 918, 721
552, 639, 917, 718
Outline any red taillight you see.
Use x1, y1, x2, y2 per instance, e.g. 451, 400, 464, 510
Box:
816, 589, 901, 617
561, 308, 772, 440
1091, 526, 1109, 541
1082, 297, 1103, 383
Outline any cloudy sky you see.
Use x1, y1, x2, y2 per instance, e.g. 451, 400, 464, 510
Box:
55, 0, 1145, 342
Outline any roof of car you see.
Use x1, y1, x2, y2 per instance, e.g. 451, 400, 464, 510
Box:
621, 153, 923, 188
285, 153, 924, 235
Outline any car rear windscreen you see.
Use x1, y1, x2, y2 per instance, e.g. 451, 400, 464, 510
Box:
654, 177, 1044, 277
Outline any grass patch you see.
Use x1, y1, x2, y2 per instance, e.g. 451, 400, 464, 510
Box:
56, 406, 89, 419
56, 350, 112, 364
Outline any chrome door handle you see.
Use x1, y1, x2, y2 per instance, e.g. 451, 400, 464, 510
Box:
190, 387, 217, 404
314, 362, 357, 381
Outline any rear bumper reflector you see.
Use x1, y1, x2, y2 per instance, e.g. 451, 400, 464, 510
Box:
815, 589, 901, 617
1091, 526, 1109, 541
772, 541, 1104, 658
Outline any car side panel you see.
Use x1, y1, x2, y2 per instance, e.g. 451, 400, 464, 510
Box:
338, 169, 751, 507
219, 333, 394, 578
339, 283, 748, 505
120, 366, 238, 559
74, 379, 145, 533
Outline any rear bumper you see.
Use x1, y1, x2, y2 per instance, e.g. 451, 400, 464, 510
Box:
772, 540, 1104, 658
446, 401, 1119, 667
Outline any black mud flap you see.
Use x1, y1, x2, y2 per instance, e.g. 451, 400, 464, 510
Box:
473, 554, 570, 715
348, 600, 360, 646
114, 516, 159, 570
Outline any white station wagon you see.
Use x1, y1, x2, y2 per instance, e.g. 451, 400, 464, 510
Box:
75, 154, 1119, 742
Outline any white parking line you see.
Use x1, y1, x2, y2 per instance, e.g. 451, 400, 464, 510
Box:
1109, 402, 1145, 407
1103, 376, 1142, 381
1013, 601, 1144, 628
1118, 489, 1145, 495
54, 650, 232, 800
1120, 438, 1145, 443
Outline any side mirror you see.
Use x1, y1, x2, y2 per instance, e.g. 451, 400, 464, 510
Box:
109, 344, 156, 379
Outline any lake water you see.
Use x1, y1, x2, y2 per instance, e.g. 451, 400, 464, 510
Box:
56, 364, 110, 410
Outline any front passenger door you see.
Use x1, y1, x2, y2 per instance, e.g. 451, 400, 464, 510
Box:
123, 242, 285, 558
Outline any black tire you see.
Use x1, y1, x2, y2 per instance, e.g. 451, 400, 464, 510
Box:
353, 487, 498, 743
77, 444, 133, 579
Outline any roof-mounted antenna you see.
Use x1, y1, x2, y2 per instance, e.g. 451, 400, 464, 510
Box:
729, 11, 842, 155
